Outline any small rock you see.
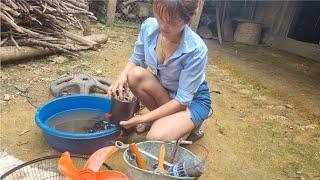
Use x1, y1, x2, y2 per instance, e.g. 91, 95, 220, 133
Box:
285, 104, 294, 109
14, 85, 28, 93
53, 56, 67, 64
289, 126, 293, 129
81, 62, 89, 67
239, 89, 251, 95
4, 94, 10, 101
297, 171, 302, 174
42, 67, 50, 71
18, 64, 27, 68
1, 73, 8, 80
253, 95, 266, 101
59, 74, 68, 78
96, 70, 102, 75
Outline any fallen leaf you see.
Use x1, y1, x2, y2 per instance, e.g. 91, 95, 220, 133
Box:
4, 94, 10, 101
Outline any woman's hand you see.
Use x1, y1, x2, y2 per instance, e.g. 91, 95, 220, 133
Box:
108, 61, 137, 99
120, 115, 146, 129
108, 72, 127, 100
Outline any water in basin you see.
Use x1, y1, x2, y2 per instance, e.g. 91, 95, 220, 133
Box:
46, 109, 115, 133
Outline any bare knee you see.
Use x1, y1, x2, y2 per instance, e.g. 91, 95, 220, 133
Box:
146, 130, 170, 141
127, 67, 147, 87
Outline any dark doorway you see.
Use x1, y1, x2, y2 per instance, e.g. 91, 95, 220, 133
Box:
288, 1, 320, 44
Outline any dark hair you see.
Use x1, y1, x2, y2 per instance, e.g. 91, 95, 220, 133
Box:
153, 0, 199, 24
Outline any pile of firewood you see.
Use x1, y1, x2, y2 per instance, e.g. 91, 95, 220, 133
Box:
0, 0, 99, 56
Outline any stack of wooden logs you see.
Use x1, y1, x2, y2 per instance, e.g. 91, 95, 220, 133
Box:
1, 0, 108, 62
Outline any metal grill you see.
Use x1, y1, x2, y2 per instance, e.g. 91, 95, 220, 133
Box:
89, 0, 152, 28
1, 155, 112, 180
115, 0, 153, 23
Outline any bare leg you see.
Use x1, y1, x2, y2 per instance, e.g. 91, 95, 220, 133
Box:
146, 109, 196, 141
127, 67, 170, 110
127, 67, 171, 132
127, 67, 199, 138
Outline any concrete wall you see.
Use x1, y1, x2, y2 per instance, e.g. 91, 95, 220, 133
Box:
267, 37, 320, 61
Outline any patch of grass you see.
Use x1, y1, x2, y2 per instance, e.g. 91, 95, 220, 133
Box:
114, 19, 141, 28
57, 65, 72, 75
38, 55, 55, 62
95, 22, 107, 30
312, 133, 320, 138
244, 120, 320, 178
97, 18, 106, 25
280, 141, 320, 179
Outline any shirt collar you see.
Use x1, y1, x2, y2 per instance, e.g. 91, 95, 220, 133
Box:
179, 25, 197, 54
146, 19, 197, 59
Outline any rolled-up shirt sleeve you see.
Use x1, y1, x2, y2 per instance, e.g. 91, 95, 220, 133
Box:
174, 47, 207, 106
129, 20, 147, 66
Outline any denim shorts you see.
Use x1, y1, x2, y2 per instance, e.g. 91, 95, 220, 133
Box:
188, 81, 212, 127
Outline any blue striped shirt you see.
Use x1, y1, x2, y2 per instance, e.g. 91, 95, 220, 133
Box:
129, 18, 208, 106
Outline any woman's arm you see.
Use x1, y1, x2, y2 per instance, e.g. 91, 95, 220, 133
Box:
122, 61, 138, 76
143, 99, 186, 122
108, 61, 137, 99
120, 99, 186, 129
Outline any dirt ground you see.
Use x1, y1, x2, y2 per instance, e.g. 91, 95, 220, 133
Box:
1, 23, 319, 179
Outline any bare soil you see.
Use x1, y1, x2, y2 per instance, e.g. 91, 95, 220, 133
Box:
1, 23, 319, 179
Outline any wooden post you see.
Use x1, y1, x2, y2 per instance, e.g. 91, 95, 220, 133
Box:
80, 0, 91, 35
216, 1, 223, 44
190, 0, 205, 32
106, 0, 117, 26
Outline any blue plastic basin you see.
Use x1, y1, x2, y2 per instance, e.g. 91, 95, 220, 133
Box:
35, 95, 121, 155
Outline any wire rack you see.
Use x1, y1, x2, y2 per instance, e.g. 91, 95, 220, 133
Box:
89, 0, 152, 28
1, 155, 112, 180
